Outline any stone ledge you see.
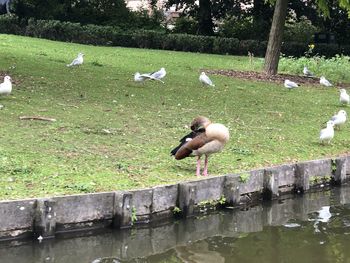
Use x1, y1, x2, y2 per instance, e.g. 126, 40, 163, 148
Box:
0, 155, 349, 241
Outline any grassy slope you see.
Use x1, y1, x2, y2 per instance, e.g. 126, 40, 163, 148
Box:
0, 34, 349, 200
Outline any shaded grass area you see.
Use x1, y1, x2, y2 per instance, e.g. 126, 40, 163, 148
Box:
0, 34, 349, 200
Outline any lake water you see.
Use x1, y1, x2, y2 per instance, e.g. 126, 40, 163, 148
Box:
1, 186, 350, 263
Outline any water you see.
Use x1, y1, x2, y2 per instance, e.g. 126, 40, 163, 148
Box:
1, 186, 350, 263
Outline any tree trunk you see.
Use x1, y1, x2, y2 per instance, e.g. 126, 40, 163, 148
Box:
197, 0, 214, 36
264, 0, 289, 75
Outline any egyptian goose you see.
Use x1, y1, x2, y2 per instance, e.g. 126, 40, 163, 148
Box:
171, 116, 230, 176
67, 53, 84, 67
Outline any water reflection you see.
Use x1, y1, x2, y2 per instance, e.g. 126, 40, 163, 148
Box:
1, 186, 350, 263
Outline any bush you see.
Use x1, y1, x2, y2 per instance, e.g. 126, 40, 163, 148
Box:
281, 42, 308, 57
0, 14, 24, 35
26, 19, 84, 42
213, 37, 239, 54
132, 30, 166, 49
218, 17, 270, 41
161, 34, 214, 53
238, 40, 267, 57
284, 18, 318, 43
313, 43, 342, 58
171, 17, 198, 35
0, 17, 348, 58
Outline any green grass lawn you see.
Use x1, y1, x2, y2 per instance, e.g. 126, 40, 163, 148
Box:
0, 34, 349, 200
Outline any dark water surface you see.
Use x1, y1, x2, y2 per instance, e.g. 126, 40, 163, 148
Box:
2, 186, 350, 263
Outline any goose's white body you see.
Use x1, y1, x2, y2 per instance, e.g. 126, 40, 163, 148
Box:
284, 79, 298, 89
320, 76, 332, 87
193, 123, 229, 156
172, 117, 229, 176
339, 89, 350, 105
199, 72, 215, 87
319, 121, 334, 144
0, 76, 12, 95
67, 53, 84, 67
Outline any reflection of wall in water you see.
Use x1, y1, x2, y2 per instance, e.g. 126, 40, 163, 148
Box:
175, 240, 225, 263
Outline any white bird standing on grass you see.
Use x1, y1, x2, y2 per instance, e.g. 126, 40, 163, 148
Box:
339, 89, 350, 105
320, 76, 332, 87
284, 79, 298, 90
67, 53, 84, 67
150, 67, 166, 81
199, 72, 215, 87
330, 110, 347, 130
319, 121, 334, 144
0, 75, 12, 96
303, 66, 314, 77
134, 72, 164, 83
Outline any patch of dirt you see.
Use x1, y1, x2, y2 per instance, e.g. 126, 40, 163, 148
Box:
206, 69, 349, 87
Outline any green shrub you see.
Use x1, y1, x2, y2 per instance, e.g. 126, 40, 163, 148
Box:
0, 14, 23, 35
218, 17, 270, 41
161, 34, 214, 53
0, 17, 348, 58
279, 54, 350, 82
284, 18, 318, 43
26, 19, 85, 42
238, 40, 267, 56
281, 42, 308, 57
171, 17, 198, 35
132, 30, 165, 49
213, 37, 239, 54
313, 43, 342, 58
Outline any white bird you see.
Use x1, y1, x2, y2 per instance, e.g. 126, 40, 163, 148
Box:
320, 76, 332, 87
303, 66, 314, 77
150, 67, 166, 80
0, 75, 12, 95
319, 120, 334, 144
199, 72, 215, 87
134, 72, 164, 83
330, 110, 347, 129
67, 52, 84, 67
339, 89, 350, 105
313, 206, 332, 233
317, 206, 332, 223
284, 79, 298, 89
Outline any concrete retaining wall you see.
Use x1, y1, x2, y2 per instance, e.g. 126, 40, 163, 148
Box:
0, 155, 350, 241
3, 187, 349, 262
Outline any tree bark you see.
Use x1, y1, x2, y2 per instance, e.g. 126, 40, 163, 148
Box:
264, 0, 289, 75
197, 0, 214, 36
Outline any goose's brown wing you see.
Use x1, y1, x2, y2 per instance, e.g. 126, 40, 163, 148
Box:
170, 131, 197, 156
175, 133, 211, 160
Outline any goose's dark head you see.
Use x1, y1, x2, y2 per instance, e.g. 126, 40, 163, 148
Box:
190, 116, 211, 132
